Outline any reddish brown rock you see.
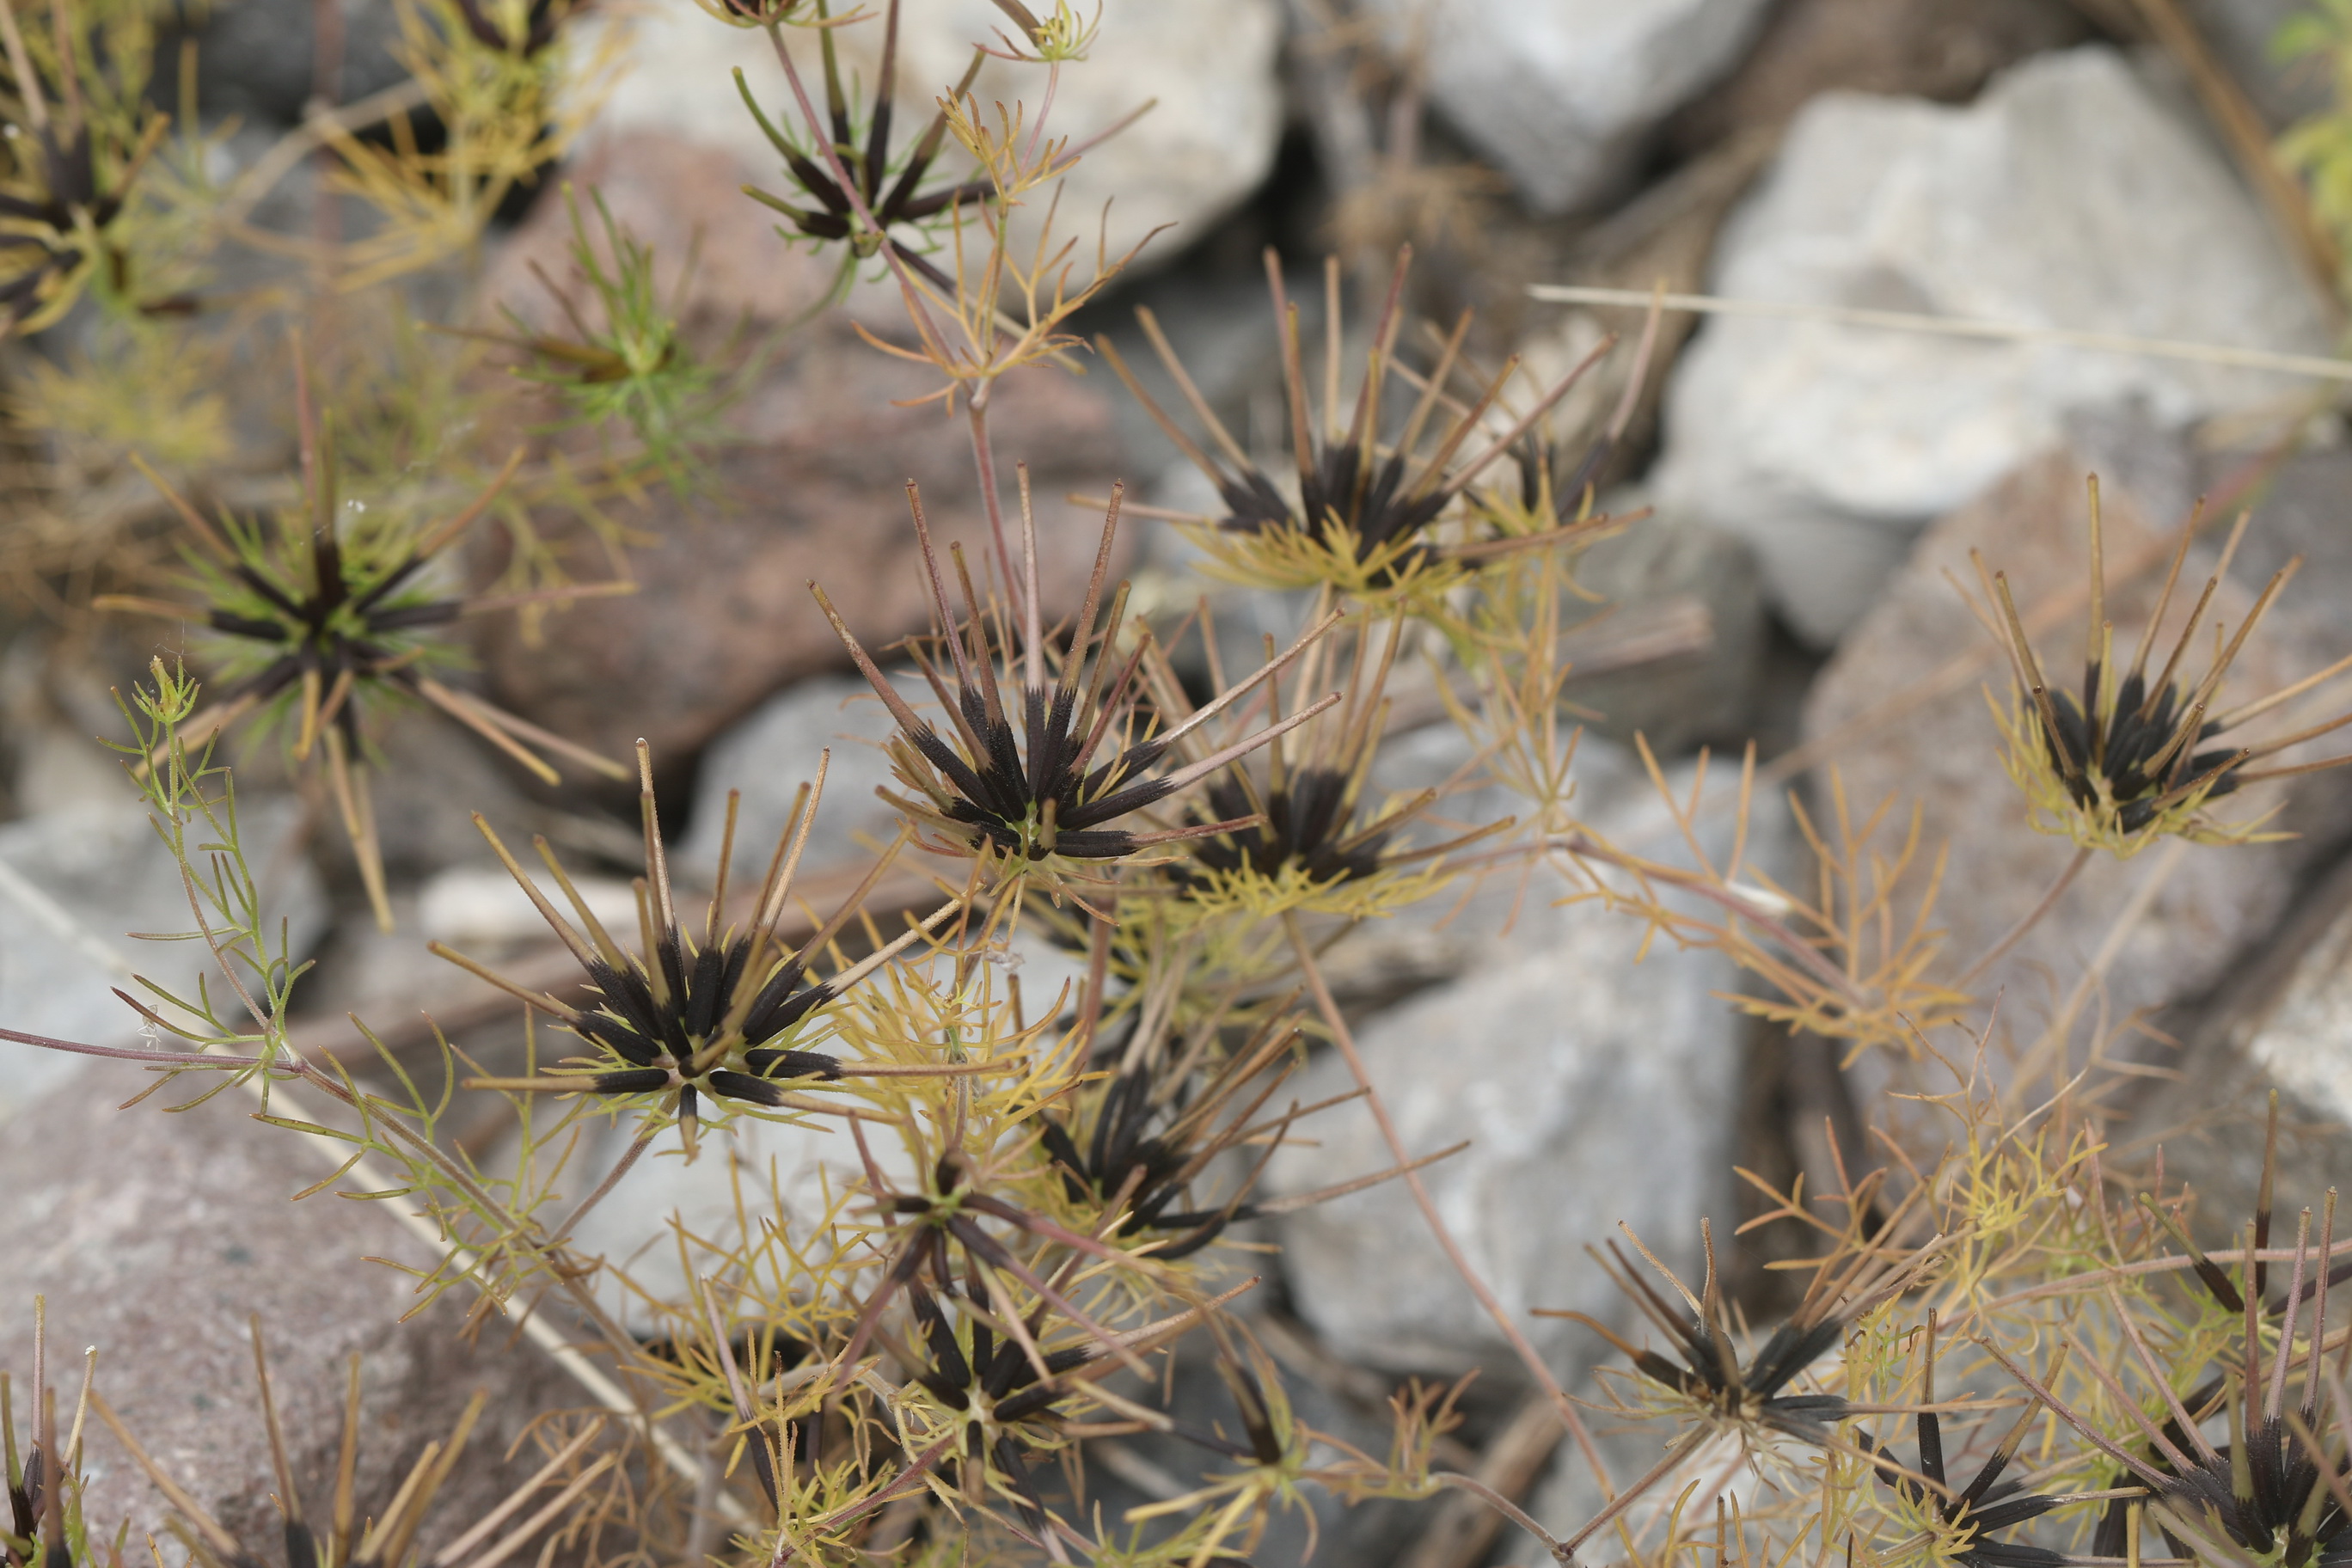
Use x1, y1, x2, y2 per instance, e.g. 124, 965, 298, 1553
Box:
469, 134, 1133, 769
0, 1069, 583, 1556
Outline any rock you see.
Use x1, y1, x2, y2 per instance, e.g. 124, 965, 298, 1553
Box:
172, 0, 410, 127
473, 132, 842, 337
1799, 444, 2352, 1089
1651, 46, 2332, 646
1262, 735, 1779, 1379
470, 314, 1131, 770
2194, 443, 2352, 666
556, 1107, 916, 1331
1355, 0, 1771, 215
0, 1072, 578, 1555
573, 0, 1283, 272
471, 126, 1134, 772
1557, 506, 1767, 755
2110, 850, 2352, 1238
2224, 873, 2352, 1140
680, 673, 917, 886
1664, 0, 2090, 150
418, 862, 638, 950
2182, 0, 2334, 132
0, 634, 126, 821
358, 704, 551, 881
0, 796, 327, 1122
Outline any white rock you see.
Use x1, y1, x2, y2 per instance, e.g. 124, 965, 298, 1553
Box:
418, 864, 639, 950
1651, 46, 2331, 646
575, 0, 1283, 274
1357, 0, 1770, 214
0, 799, 327, 1121
2240, 894, 2352, 1129
1263, 738, 1780, 1377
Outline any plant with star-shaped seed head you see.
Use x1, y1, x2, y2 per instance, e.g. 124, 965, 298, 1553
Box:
1551, 1179, 1945, 1463
1097, 248, 1638, 603
1988, 1100, 2352, 1568
1969, 478, 2352, 857
732, 0, 991, 296
1856, 1314, 2100, 1568
0, 0, 173, 334
813, 470, 1339, 908
435, 741, 973, 1157
1154, 610, 1510, 925
95, 380, 626, 929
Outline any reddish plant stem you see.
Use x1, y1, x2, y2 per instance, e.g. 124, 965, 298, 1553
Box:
762, 22, 1041, 606
967, 388, 1022, 616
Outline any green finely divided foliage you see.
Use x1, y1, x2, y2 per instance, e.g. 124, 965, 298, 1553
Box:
7, 3, 2352, 1567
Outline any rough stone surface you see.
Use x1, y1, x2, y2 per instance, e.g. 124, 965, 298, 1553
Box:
1652, 46, 2331, 646
469, 219, 1132, 769
358, 705, 551, 881
2112, 850, 2352, 1240
560, 1110, 914, 1330
2183, 0, 2334, 132
1557, 505, 1767, 755
175, 0, 410, 126
1664, 0, 2091, 150
680, 673, 917, 885
2238, 880, 2352, 1130
1357, 0, 1771, 214
0, 1074, 579, 1557
574, 0, 1283, 271
1800, 444, 2352, 1081
475, 132, 842, 336
418, 862, 638, 949
1263, 735, 1780, 1379
0, 797, 326, 1122
471, 129, 1133, 771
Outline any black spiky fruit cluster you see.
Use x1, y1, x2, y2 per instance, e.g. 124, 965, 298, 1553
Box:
2039, 665, 2240, 833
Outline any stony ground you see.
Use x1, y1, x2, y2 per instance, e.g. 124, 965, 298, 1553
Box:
7, 3, 2352, 1565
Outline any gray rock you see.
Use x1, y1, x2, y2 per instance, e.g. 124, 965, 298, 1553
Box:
0, 1072, 578, 1557
1799, 444, 2352, 1089
417, 862, 638, 950
1357, 0, 1772, 215
681, 673, 917, 887
2183, 0, 2334, 132
179, 0, 410, 126
2110, 852, 2352, 1239
0, 796, 327, 1122
0, 635, 125, 821
1264, 737, 1780, 1380
1557, 505, 1767, 755
2238, 882, 2352, 1133
574, 0, 1283, 273
358, 704, 548, 880
1652, 46, 2331, 646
